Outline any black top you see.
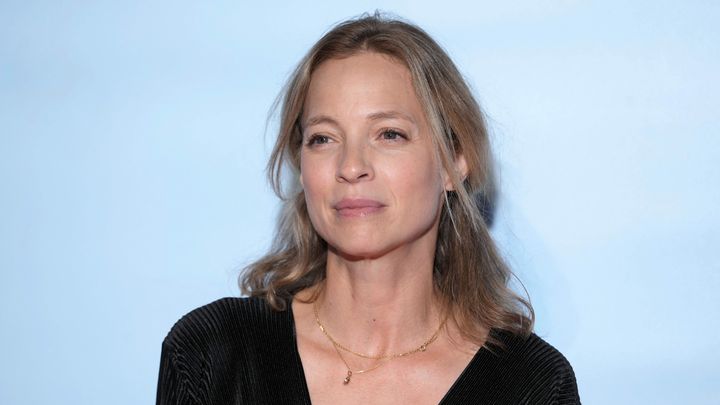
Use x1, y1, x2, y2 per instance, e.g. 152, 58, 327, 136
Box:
157, 297, 580, 404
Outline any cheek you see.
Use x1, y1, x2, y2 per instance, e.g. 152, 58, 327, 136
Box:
299, 153, 317, 195
300, 159, 332, 228
389, 157, 445, 212
300, 158, 327, 197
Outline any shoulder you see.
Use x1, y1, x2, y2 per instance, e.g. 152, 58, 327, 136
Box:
162, 296, 290, 355
491, 331, 580, 403
494, 331, 575, 375
157, 297, 304, 403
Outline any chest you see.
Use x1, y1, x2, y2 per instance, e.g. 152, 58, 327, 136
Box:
307, 366, 457, 405
301, 349, 475, 405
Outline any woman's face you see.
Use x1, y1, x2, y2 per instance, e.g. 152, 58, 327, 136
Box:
300, 52, 453, 260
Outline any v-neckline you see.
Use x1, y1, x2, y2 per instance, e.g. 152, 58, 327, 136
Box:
286, 299, 492, 404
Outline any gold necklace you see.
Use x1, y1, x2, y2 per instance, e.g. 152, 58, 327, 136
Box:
313, 301, 447, 384
331, 342, 390, 384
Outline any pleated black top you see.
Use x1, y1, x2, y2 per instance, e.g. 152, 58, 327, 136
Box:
156, 297, 580, 404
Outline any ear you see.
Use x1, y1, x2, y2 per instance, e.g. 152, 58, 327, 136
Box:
443, 153, 468, 191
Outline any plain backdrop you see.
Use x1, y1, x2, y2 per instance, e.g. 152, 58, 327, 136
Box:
1, 1, 718, 404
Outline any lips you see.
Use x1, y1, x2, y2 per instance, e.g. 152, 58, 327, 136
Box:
333, 198, 386, 217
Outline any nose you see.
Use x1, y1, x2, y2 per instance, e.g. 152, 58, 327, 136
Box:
336, 141, 373, 183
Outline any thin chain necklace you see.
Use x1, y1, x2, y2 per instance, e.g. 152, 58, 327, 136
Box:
313, 301, 447, 384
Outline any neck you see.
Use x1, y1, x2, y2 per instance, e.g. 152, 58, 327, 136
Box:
315, 245, 444, 357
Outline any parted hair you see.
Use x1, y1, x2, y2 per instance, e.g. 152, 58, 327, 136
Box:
240, 13, 534, 345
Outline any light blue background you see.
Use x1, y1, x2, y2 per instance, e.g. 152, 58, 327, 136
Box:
1, 1, 718, 404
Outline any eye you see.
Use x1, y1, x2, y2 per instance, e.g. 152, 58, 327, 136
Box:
306, 134, 331, 146
379, 128, 407, 141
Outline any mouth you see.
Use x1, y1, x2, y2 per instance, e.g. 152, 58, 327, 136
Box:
333, 198, 386, 218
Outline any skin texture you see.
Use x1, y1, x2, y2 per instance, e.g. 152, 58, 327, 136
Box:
294, 52, 477, 405
300, 51, 451, 262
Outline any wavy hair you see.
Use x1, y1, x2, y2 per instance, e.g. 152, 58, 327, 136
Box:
240, 13, 534, 345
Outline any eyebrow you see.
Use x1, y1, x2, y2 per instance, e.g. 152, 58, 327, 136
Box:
303, 110, 417, 129
303, 115, 340, 129
366, 110, 416, 124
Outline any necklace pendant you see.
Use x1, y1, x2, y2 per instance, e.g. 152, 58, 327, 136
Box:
343, 370, 352, 385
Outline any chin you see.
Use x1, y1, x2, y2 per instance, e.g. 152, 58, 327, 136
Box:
327, 242, 392, 262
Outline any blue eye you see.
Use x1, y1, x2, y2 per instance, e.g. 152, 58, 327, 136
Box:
307, 134, 330, 146
381, 129, 407, 140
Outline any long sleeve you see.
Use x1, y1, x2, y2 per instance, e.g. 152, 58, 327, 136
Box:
156, 340, 194, 405
551, 358, 580, 404
154, 297, 312, 404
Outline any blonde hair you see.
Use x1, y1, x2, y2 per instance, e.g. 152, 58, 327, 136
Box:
241, 13, 534, 345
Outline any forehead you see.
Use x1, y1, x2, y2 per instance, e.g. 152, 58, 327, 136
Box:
302, 52, 426, 126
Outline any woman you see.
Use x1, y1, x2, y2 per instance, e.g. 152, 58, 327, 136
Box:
157, 14, 579, 404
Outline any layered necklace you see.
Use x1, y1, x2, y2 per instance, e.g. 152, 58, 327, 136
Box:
313, 301, 447, 385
